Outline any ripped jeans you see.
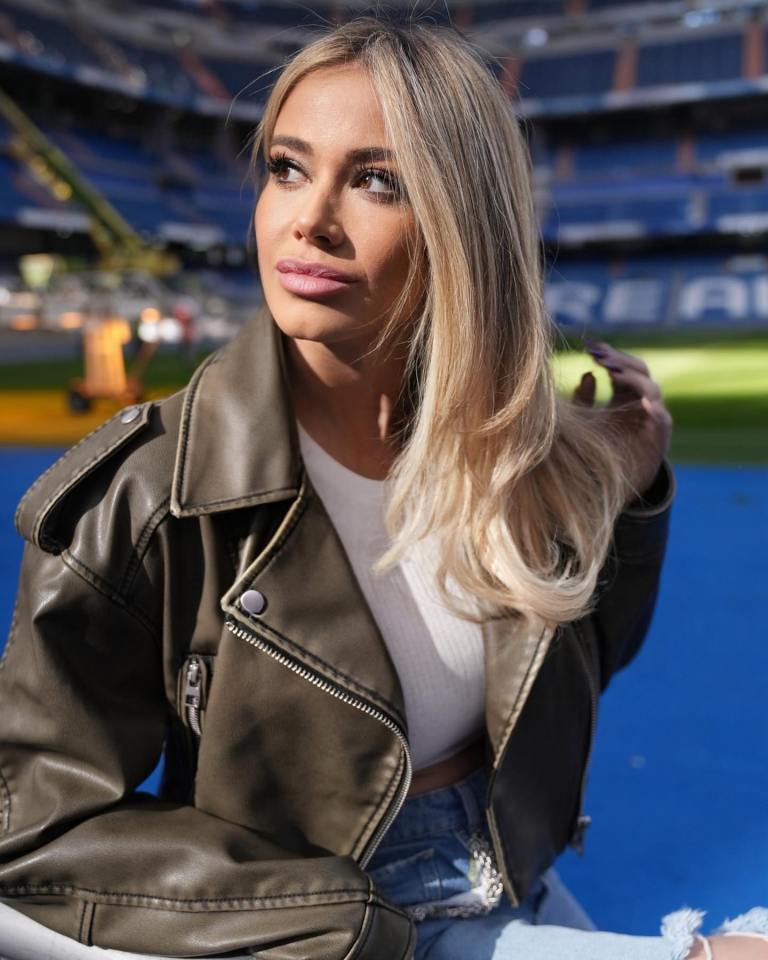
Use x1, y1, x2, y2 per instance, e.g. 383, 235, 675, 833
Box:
366, 767, 768, 960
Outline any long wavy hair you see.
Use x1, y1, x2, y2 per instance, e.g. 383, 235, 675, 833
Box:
248, 15, 637, 629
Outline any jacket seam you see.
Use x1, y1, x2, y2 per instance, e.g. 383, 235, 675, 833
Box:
0, 594, 18, 834
29, 411, 149, 553
0, 882, 369, 908
13, 413, 120, 536
247, 474, 308, 578
61, 550, 159, 643
0, 594, 19, 674
78, 900, 95, 945
0, 766, 10, 834
172, 350, 219, 511
178, 488, 298, 515
118, 496, 172, 596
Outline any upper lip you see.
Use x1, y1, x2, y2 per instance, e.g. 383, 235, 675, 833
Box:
276, 258, 356, 282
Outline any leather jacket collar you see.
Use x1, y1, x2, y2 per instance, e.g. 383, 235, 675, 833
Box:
170, 308, 302, 519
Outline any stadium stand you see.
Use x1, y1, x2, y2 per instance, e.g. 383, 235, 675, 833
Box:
519, 49, 616, 99
2, 5, 104, 69
0, 0, 767, 332
636, 32, 744, 87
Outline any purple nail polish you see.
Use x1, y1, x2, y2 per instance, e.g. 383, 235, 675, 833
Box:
605, 363, 623, 372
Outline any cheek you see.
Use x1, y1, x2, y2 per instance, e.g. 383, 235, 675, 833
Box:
254, 192, 284, 253
364, 221, 417, 292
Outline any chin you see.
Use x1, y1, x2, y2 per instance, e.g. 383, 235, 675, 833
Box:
268, 297, 361, 344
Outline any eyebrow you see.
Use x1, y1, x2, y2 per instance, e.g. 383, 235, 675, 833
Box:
269, 135, 394, 164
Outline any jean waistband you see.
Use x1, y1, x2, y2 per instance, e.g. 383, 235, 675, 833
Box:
375, 765, 489, 847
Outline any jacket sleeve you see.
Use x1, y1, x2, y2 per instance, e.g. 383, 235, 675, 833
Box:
0, 540, 414, 959
586, 457, 675, 692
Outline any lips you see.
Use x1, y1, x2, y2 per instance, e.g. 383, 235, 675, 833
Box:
276, 258, 356, 283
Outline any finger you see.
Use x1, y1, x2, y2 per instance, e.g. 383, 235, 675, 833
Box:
641, 396, 674, 432
585, 340, 650, 376
604, 365, 663, 403
573, 371, 596, 407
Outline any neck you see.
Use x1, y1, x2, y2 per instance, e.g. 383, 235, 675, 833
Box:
285, 335, 410, 480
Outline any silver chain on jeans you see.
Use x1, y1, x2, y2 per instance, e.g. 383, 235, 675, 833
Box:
403, 831, 505, 922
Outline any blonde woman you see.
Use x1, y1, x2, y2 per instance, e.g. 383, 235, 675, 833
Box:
0, 14, 766, 960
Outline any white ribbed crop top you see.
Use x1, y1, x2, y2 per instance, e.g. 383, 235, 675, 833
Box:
296, 419, 485, 772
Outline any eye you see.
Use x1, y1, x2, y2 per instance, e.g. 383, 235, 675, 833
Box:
357, 167, 401, 199
266, 152, 303, 184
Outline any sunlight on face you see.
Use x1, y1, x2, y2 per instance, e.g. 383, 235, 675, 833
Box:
254, 64, 421, 354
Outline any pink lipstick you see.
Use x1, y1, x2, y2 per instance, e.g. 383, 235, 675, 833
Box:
276, 257, 356, 297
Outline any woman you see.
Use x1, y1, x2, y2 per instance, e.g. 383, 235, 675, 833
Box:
0, 14, 765, 960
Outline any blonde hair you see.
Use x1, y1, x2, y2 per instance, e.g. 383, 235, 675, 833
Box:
249, 15, 638, 628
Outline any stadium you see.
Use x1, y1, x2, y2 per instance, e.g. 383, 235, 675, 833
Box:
0, 0, 765, 954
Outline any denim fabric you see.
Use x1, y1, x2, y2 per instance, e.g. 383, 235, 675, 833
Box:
367, 767, 678, 960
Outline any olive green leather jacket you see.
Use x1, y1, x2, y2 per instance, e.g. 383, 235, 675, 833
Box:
0, 310, 674, 957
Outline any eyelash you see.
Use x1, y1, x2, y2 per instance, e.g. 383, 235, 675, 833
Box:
266, 151, 403, 201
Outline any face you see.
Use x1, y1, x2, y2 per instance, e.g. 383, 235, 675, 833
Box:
254, 64, 422, 358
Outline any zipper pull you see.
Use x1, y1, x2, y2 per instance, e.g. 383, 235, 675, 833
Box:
570, 813, 592, 856
184, 657, 203, 737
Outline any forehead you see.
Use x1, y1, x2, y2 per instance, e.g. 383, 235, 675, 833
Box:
273, 64, 389, 149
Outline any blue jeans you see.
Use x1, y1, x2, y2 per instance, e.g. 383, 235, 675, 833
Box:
366, 767, 767, 960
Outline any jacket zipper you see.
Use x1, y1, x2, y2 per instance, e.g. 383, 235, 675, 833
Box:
224, 616, 412, 868
183, 656, 204, 738
570, 626, 598, 854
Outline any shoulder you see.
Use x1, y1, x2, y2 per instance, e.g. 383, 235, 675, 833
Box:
14, 388, 189, 559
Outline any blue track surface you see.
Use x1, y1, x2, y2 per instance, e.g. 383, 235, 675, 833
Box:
1, 450, 766, 935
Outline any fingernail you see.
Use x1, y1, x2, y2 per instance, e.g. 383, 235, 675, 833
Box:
586, 347, 606, 357
605, 363, 623, 372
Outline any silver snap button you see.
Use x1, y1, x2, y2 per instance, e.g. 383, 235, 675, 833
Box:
120, 406, 140, 424
240, 589, 266, 615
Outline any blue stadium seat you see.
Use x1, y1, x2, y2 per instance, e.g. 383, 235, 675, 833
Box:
636, 33, 743, 87
0, 155, 24, 223
44, 126, 161, 182
548, 193, 692, 231
107, 36, 196, 99
572, 138, 678, 177
6, 5, 103, 69
696, 128, 768, 163
519, 49, 616, 99
709, 187, 768, 216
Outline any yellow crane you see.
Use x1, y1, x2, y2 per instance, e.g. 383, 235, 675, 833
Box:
0, 85, 179, 410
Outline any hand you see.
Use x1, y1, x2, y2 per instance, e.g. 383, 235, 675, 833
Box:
572, 339, 673, 504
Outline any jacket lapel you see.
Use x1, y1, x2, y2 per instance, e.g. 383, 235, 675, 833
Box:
483, 617, 555, 764
221, 469, 408, 730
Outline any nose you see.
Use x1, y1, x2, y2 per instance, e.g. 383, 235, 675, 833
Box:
292, 182, 343, 246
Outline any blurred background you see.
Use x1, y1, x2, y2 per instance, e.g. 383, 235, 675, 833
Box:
0, 0, 765, 940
